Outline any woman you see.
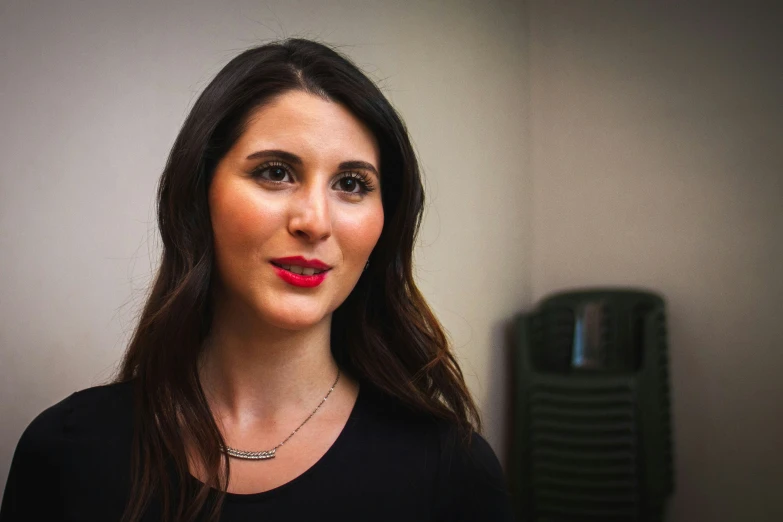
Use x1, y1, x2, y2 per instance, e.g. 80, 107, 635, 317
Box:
1, 38, 515, 521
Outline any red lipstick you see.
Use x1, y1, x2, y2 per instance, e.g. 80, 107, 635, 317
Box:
270, 256, 331, 288
270, 256, 331, 270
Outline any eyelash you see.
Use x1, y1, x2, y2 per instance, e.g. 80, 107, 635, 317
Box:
251, 161, 376, 196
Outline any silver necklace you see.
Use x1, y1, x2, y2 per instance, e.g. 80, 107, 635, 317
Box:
222, 368, 341, 461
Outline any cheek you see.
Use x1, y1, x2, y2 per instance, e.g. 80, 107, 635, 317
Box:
210, 182, 281, 261
335, 202, 384, 263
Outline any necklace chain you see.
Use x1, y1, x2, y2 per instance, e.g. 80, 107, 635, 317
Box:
222, 368, 341, 461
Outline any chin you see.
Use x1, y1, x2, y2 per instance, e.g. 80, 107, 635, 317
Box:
259, 302, 331, 331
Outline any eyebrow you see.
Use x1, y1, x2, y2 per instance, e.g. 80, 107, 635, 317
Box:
246, 149, 380, 178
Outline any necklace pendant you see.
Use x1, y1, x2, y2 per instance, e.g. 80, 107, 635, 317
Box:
255, 449, 276, 460
224, 446, 277, 460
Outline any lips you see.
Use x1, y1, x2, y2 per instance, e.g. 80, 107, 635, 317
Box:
270, 256, 331, 270
270, 256, 332, 288
270, 262, 328, 276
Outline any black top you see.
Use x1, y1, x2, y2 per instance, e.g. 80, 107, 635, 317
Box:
1, 381, 516, 521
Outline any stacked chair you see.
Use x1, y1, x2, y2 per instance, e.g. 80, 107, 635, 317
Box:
510, 289, 674, 521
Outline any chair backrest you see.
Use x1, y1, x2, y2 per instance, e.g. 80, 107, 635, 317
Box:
510, 288, 674, 522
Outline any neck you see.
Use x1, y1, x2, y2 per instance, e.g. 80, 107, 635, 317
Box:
198, 299, 338, 424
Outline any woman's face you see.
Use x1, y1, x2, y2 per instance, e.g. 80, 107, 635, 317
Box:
208, 90, 384, 331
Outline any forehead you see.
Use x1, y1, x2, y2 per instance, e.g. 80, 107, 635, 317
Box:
235, 90, 380, 169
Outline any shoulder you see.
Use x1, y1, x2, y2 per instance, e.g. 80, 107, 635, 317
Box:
351, 384, 516, 519
357, 385, 504, 487
7, 381, 134, 477
2, 381, 134, 517
17, 381, 134, 449
434, 423, 517, 521
352, 382, 442, 446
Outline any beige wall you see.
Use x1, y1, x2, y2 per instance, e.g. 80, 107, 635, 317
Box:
0, 0, 528, 498
528, 2, 783, 521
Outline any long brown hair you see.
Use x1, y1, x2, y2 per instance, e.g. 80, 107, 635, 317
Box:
117, 38, 480, 522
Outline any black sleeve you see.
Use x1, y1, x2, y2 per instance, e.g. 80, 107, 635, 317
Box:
435, 426, 517, 521
0, 395, 73, 522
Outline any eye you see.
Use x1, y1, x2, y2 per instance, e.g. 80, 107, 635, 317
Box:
333, 172, 375, 195
251, 161, 293, 183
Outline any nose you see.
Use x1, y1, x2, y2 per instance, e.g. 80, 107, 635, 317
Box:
288, 182, 332, 242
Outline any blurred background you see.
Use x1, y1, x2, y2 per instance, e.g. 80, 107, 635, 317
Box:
1, 1, 781, 520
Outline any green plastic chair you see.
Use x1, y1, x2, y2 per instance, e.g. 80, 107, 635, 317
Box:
510, 288, 675, 521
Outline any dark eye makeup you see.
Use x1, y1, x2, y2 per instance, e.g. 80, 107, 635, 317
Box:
250, 160, 377, 196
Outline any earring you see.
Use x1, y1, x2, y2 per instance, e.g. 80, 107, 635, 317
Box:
364, 260, 369, 271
